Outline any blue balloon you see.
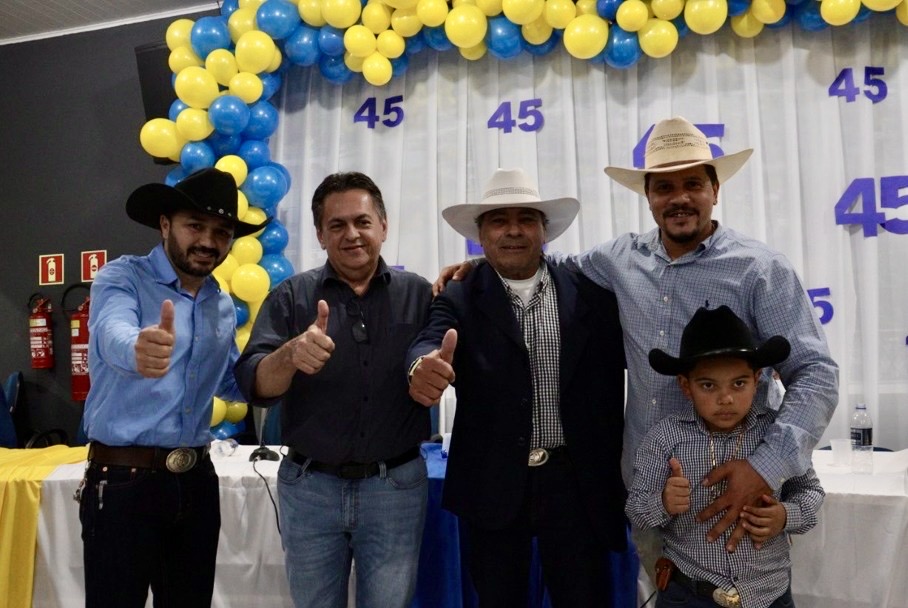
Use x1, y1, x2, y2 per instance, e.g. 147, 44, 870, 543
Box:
190, 16, 231, 59
765, 10, 792, 27
208, 95, 252, 135
727, 0, 750, 16
487, 17, 522, 60
241, 165, 289, 211
524, 30, 561, 56
603, 25, 642, 69
785, 0, 809, 6
391, 53, 410, 77
165, 166, 187, 187
268, 162, 292, 190
405, 31, 427, 55
259, 253, 295, 289
233, 296, 250, 326
318, 26, 346, 57
794, 0, 827, 30
168, 98, 189, 122
258, 219, 290, 254
318, 54, 354, 84
852, 4, 872, 22
220, 0, 239, 16
597, 0, 623, 19
423, 26, 453, 51
257, 0, 301, 39
672, 15, 690, 37
259, 71, 283, 101
212, 420, 241, 439
180, 141, 216, 173
242, 100, 279, 140
238, 139, 272, 170
205, 131, 243, 156
284, 24, 322, 65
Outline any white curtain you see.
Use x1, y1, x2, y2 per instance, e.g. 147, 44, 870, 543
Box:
270, 17, 908, 450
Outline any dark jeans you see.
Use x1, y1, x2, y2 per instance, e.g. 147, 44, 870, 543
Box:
78, 457, 220, 608
462, 455, 607, 608
657, 580, 795, 608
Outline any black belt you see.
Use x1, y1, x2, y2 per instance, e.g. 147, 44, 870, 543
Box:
528, 445, 568, 467
670, 570, 740, 607
287, 446, 420, 479
88, 442, 209, 473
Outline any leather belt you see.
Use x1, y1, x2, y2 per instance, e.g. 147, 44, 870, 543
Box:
528, 445, 567, 467
88, 442, 209, 474
671, 569, 741, 607
287, 446, 420, 479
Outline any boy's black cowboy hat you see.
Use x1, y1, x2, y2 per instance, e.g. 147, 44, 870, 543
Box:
126, 167, 269, 238
649, 305, 790, 376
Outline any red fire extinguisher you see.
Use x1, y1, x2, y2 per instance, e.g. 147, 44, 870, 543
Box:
28, 293, 55, 369
64, 285, 92, 401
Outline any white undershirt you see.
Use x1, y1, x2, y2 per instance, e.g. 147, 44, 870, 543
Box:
501, 268, 543, 305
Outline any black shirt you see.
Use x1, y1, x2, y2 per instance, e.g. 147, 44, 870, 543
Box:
235, 258, 433, 464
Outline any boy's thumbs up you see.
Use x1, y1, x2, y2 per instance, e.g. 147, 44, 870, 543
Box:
669, 457, 685, 478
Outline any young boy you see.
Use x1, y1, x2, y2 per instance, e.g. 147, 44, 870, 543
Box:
625, 305, 824, 608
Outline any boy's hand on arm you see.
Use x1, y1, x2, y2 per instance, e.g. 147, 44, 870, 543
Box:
409, 329, 457, 406
135, 299, 175, 378
662, 457, 691, 515
740, 494, 786, 549
698, 459, 772, 552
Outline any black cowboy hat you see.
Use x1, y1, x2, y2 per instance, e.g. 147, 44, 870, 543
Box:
648, 305, 790, 376
126, 167, 269, 238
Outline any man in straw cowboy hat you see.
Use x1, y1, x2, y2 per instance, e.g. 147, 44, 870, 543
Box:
79, 167, 269, 607
437, 118, 838, 587
408, 168, 628, 607
626, 305, 823, 608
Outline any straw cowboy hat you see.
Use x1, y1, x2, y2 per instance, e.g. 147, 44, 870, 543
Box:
605, 117, 754, 196
649, 305, 790, 376
126, 167, 269, 238
442, 168, 581, 242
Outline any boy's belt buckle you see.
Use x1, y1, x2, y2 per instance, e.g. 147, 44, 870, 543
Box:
528, 448, 549, 467
712, 587, 740, 608
166, 448, 198, 473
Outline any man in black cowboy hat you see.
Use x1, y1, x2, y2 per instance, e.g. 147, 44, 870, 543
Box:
626, 305, 824, 608
79, 167, 268, 607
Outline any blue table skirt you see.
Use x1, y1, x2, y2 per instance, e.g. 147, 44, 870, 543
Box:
413, 443, 639, 608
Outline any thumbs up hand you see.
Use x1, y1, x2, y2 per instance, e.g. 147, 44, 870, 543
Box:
662, 457, 691, 515
135, 300, 177, 378
408, 329, 458, 407
288, 299, 335, 375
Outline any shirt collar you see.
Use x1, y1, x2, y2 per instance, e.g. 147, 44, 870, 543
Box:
148, 243, 221, 297
319, 257, 392, 288
496, 259, 549, 298
636, 221, 725, 261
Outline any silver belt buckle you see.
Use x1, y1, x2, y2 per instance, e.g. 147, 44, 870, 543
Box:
528, 448, 549, 467
165, 448, 198, 473
712, 587, 740, 608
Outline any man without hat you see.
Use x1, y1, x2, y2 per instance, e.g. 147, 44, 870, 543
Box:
408, 168, 628, 607
79, 167, 267, 607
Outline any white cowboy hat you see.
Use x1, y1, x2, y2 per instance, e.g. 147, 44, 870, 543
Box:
442, 168, 580, 242
604, 117, 754, 196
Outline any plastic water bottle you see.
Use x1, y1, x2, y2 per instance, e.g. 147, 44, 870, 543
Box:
850, 403, 873, 474
210, 438, 239, 458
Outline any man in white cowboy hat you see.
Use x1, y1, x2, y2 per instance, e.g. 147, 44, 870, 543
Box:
439, 118, 838, 587
79, 167, 269, 607
408, 168, 628, 607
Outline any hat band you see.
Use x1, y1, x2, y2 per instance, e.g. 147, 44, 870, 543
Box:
483, 185, 540, 200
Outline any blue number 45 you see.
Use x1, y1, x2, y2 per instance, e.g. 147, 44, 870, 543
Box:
834, 176, 908, 237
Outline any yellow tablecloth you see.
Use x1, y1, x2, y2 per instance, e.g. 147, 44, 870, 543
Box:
0, 446, 88, 608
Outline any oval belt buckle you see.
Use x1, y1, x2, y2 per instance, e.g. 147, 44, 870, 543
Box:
712, 587, 740, 608
165, 448, 198, 473
528, 448, 549, 467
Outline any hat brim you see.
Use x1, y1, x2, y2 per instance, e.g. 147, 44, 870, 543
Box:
649, 335, 791, 376
442, 198, 581, 243
126, 183, 270, 238
604, 148, 754, 196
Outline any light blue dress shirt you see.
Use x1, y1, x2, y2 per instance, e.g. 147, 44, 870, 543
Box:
83, 244, 243, 448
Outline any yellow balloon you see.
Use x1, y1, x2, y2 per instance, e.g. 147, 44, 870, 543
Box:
215, 155, 249, 186
229, 72, 264, 104
362, 1, 393, 32
266, 48, 283, 73
166, 19, 195, 51
544, 0, 577, 28
476, 0, 504, 15
345, 24, 378, 57
236, 190, 250, 219
445, 4, 489, 47
862, 0, 901, 9
898, 0, 908, 23
240, 0, 266, 8
385, 0, 420, 8
684, 0, 728, 34
502, 0, 545, 24
651, 0, 684, 19
298, 0, 328, 26
169, 45, 204, 74
140, 118, 185, 159
562, 14, 609, 58
522, 16, 554, 44
391, 7, 425, 36
205, 48, 239, 86
232, 236, 264, 265
575, 0, 599, 15
638, 17, 678, 56
174, 66, 220, 109
225, 401, 248, 424
214, 253, 240, 282
362, 52, 392, 86
235, 325, 252, 352
235, 31, 277, 73
175, 108, 214, 141
751, 0, 785, 22
228, 8, 258, 43
377, 30, 406, 57
345, 51, 366, 72
418, 0, 451, 25
232, 263, 271, 302
730, 11, 764, 35
242, 207, 268, 235
214, 272, 231, 294
616, 0, 650, 31
820, 0, 860, 23
211, 397, 228, 426
247, 297, 265, 325
322, 0, 363, 28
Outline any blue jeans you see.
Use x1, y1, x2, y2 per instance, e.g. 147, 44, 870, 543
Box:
657, 580, 795, 608
277, 454, 428, 608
